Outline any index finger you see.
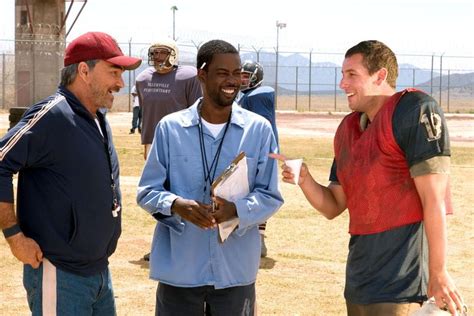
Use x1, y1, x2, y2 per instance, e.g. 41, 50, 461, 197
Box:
269, 153, 287, 162
449, 290, 465, 315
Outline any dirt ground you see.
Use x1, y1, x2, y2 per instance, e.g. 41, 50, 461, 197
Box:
276, 111, 474, 144
3, 107, 471, 142
93, 110, 474, 144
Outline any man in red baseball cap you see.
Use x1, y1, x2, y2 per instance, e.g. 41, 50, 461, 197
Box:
61, 31, 142, 114
64, 31, 141, 70
0, 31, 141, 315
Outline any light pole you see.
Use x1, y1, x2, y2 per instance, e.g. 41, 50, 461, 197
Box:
275, 20, 286, 107
439, 52, 444, 107
171, 6, 178, 41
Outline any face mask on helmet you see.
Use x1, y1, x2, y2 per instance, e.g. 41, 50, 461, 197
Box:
148, 40, 179, 72
240, 61, 264, 91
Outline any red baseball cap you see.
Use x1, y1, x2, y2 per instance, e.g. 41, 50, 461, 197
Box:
64, 32, 142, 70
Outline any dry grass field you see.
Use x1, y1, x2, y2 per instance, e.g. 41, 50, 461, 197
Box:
109, 94, 474, 114
0, 111, 473, 315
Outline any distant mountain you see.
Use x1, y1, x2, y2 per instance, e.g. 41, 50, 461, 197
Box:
120, 52, 472, 96
240, 52, 342, 92
240, 52, 276, 65
240, 53, 449, 94
398, 63, 437, 89
416, 72, 474, 96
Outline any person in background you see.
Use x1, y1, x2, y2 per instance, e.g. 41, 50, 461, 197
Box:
0, 31, 141, 315
135, 38, 202, 159
137, 39, 283, 315
129, 85, 142, 134
271, 40, 465, 316
238, 60, 279, 258
135, 39, 202, 261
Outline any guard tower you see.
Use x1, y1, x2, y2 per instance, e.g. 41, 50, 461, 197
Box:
14, 0, 87, 107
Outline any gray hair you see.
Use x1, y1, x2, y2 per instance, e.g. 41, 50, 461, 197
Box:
60, 59, 99, 87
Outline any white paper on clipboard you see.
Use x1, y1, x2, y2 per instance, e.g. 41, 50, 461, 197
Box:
212, 152, 249, 243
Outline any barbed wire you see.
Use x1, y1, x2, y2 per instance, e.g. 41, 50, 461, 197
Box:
1, 38, 473, 66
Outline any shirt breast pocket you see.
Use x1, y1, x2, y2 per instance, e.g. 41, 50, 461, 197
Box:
169, 154, 203, 194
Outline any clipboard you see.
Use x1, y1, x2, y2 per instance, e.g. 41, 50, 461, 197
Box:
211, 152, 249, 243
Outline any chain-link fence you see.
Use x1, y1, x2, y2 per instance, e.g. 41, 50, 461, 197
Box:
0, 52, 15, 109
1, 38, 473, 113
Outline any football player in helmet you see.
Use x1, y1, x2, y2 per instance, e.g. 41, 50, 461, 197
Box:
135, 39, 202, 262
147, 39, 179, 74
240, 60, 264, 91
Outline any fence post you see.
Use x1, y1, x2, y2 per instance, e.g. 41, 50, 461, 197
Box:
430, 54, 434, 95
334, 67, 337, 111
128, 38, 132, 112
295, 66, 298, 111
274, 47, 279, 109
447, 69, 450, 113
308, 49, 312, 111
412, 68, 416, 87
2, 53, 5, 109
251, 46, 261, 63
439, 54, 444, 108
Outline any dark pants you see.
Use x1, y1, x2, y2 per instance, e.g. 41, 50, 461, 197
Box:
156, 282, 255, 316
131, 106, 142, 130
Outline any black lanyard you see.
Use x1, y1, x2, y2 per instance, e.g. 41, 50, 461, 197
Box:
97, 114, 120, 211
198, 104, 232, 194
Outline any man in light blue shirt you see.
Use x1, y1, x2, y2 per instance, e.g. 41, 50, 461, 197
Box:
137, 39, 283, 315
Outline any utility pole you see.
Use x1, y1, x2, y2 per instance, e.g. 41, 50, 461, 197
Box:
171, 6, 178, 41
275, 20, 286, 108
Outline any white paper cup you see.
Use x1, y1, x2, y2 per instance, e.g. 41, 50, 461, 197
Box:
285, 158, 303, 185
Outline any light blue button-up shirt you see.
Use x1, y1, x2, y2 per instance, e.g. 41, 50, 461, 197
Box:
137, 98, 283, 289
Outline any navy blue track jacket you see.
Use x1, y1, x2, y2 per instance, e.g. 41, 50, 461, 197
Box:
0, 87, 122, 276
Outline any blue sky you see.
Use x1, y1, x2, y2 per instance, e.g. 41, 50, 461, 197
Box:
1, 0, 473, 65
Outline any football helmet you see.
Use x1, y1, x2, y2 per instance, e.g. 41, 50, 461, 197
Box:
240, 60, 264, 91
148, 39, 179, 72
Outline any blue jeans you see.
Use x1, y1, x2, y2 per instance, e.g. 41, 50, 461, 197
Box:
131, 106, 142, 130
23, 259, 116, 315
